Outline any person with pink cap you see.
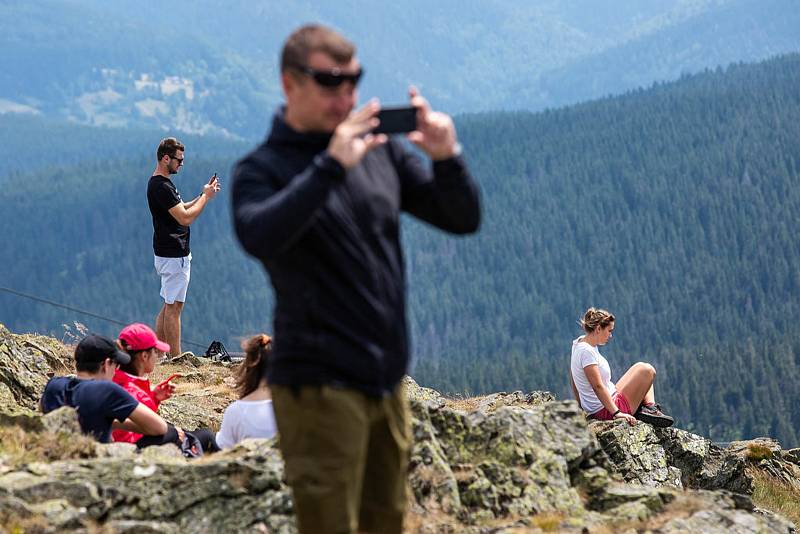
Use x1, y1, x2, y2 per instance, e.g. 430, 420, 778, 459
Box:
113, 322, 219, 452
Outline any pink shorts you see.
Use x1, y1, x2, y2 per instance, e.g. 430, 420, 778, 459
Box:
590, 391, 633, 420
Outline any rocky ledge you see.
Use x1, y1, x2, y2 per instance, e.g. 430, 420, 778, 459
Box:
0, 324, 798, 533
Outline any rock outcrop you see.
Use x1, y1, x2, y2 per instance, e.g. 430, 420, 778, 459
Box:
0, 324, 71, 414
0, 325, 797, 533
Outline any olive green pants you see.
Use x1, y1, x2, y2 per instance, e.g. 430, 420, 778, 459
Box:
272, 382, 411, 534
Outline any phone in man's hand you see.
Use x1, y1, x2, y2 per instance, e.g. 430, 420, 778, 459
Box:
374, 106, 417, 134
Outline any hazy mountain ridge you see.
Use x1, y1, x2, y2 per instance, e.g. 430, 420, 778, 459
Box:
2, 0, 798, 137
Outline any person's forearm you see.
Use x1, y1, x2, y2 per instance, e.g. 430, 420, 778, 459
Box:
182, 193, 209, 224
113, 419, 145, 432
404, 156, 481, 234
233, 154, 342, 260
121, 405, 170, 435
184, 194, 204, 209
593, 385, 618, 414
431, 157, 481, 232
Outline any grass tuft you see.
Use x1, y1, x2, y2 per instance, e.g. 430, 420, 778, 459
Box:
746, 444, 774, 462
530, 512, 565, 531
751, 470, 800, 527
1, 513, 51, 534
0, 425, 97, 466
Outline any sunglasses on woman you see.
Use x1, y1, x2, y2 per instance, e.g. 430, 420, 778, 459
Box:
293, 65, 364, 88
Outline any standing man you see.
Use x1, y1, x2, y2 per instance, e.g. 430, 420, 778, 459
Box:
231, 24, 480, 533
148, 137, 220, 357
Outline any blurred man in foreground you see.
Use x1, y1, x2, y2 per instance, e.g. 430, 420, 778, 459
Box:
231, 24, 480, 533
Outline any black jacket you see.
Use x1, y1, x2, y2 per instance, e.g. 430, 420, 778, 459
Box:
231, 111, 481, 396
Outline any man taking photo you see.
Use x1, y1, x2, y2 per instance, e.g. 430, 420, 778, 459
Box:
148, 137, 220, 358
231, 24, 481, 533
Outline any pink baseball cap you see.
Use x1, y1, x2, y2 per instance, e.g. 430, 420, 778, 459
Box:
119, 323, 171, 352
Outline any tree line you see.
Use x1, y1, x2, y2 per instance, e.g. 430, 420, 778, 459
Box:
2, 54, 800, 446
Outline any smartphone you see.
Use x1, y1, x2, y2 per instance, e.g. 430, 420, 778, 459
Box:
374, 106, 417, 134
163, 373, 182, 384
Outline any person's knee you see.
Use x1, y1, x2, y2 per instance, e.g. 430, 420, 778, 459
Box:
165, 302, 184, 316
635, 362, 656, 378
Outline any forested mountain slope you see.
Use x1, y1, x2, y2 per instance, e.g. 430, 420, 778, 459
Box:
2, 54, 799, 446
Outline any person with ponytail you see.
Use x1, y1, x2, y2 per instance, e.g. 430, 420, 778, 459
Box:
216, 334, 277, 449
569, 307, 674, 427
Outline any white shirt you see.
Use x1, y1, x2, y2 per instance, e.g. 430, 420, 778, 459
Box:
216, 398, 277, 449
570, 336, 616, 415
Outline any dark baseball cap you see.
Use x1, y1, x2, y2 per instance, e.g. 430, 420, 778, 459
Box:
75, 334, 131, 365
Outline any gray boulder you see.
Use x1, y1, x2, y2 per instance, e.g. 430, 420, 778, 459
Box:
0, 324, 69, 411
0, 330, 796, 533
0, 440, 294, 533
590, 419, 683, 489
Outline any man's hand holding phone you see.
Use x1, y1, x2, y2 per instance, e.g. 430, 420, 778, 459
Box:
203, 173, 221, 199
406, 86, 460, 161
153, 373, 182, 402
328, 100, 387, 169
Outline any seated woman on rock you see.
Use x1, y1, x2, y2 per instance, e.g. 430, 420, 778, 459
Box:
40, 334, 170, 443
216, 334, 277, 449
112, 323, 220, 453
569, 307, 674, 427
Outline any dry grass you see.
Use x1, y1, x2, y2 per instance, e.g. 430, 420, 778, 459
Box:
404, 505, 462, 532
530, 512, 566, 531
745, 443, 774, 462
0, 425, 97, 466
1, 514, 119, 534
442, 395, 480, 412
153, 362, 236, 390
751, 469, 800, 527
151, 361, 239, 410
1, 513, 51, 534
588, 493, 709, 533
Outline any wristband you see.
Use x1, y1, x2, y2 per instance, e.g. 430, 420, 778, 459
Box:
612, 409, 621, 417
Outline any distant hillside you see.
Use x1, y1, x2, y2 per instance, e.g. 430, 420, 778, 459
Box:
1, 0, 799, 137
509, 0, 800, 110
0, 114, 248, 179
2, 54, 800, 447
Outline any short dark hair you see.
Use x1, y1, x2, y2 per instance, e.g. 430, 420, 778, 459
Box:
157, 137, 185, 161
75, 357, 103, 374
280, 24, 356, 72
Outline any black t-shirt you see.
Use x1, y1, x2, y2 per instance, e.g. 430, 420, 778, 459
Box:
41, 377, 139, 443
147, 175, 190, 257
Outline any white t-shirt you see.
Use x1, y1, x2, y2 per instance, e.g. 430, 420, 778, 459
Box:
570, 336, 616, 415
216, 398, 277, 449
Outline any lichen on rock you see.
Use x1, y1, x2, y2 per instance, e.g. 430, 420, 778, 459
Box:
0, 326, 797, 533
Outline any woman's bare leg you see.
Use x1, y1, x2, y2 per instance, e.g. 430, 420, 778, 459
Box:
615, 362, 656, 411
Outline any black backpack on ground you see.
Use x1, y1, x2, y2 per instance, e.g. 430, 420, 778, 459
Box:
204, 340, 231, 362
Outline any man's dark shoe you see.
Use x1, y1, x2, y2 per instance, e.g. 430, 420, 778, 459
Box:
635, 403, 674, 428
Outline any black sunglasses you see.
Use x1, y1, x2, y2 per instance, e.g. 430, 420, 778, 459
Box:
294, 65, 364, 88
169, 155, 184, 165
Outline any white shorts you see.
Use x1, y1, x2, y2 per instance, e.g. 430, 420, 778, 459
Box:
154, 253, 191, 304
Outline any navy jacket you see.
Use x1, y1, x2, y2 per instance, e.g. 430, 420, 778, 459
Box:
231, 111, 480, 396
